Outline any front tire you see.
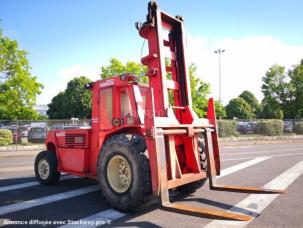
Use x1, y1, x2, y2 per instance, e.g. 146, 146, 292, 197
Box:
97, 134, 152, 212
35, 151, 61, 185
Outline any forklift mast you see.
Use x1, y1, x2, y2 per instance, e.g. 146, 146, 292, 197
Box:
136, 2, 284, 221
138, 1, 192, 120
137, 0, 214, 195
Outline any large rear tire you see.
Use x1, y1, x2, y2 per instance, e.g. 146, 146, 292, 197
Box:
97, 134, 152, 212
35, 151, 61, 185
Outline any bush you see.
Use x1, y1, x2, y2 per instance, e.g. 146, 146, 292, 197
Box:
217, 120, 238, 137
255, 120, 283, 136
0, 129, 13, 146
294, 122, 303, 134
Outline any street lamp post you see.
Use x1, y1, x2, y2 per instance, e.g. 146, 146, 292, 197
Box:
214, 49, 225, 105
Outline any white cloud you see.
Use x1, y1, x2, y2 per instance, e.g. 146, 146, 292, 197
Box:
37, 64, 100, 104
58, 64, 100, 82
37, 36, 303, 106
187, 35, 303, 104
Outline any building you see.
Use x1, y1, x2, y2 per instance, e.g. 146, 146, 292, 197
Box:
34, 104, 48, 116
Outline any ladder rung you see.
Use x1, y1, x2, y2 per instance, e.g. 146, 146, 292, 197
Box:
171, 106, 185, 109
141, 53, 158, 65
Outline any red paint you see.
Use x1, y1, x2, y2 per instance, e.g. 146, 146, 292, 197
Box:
44, 2, 221, 196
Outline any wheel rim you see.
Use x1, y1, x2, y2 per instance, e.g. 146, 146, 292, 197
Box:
107, 155, 132, 193
38, 159, 50, 180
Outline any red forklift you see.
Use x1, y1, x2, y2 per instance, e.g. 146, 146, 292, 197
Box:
35, 1, 284, 221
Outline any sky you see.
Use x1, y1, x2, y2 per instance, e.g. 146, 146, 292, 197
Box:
1, 0, 303, 105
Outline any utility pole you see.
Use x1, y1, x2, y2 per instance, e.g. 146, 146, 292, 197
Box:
214, 49, 225, 104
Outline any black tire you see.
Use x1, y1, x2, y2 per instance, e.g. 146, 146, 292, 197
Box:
97, 134, 152, 212
178, 137, 207, 193
198, 137, 208, 172
35, 151, 61, 185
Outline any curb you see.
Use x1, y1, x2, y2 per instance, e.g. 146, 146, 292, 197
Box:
219, 135, 303, 142
0, 135, 302, 157
0, 145, 44, 152
219, 135, 303, 146
0, 150, 40, 158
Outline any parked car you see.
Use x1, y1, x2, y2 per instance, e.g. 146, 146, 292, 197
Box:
63, 124, 79, 130
51, 124, 65, 130
248, 121, 257, 132
3, 125, 17, 141
13, 126, 30, 143
6, 125, 17, 131
283, 121, 293, 133
28, 127, 48, 143
237, 122, 254, 134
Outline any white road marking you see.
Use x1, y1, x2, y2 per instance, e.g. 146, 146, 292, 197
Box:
222, 157, 252, 162
0, 185, 100, 216
0, 156, 273, 225
0, 166, 33, 173
222, 147, 301, 156
219, 157, 271, 178
223, 146, 251, 149
0, 176, 78, 193
60, 209, 126, 228
205, 159, 303, 228
221, 152, 303, 162
59, 157, 270, 227
222, 144, 303, 151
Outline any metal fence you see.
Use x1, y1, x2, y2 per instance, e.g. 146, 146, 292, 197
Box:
234, 119, 302, 135
0, 118, 301, 151
0, 119, 91, 151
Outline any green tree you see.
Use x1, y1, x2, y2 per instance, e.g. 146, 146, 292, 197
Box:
261, 64, 291, 118
226, 97, 254, 119
101, 58, 148, 83
47, 76, 92, 119
259, 99, 283, 119
0, 30, 43, 120
100, 59, 211, 117
239, 90, 260, 116
215, 100, 227, 119
189, 64, 211, 117
47, 92, 67, 119
289, 59, 303, 118
261, 65, 289, 102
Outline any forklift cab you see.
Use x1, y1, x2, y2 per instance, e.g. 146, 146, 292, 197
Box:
92, 75, 148, 130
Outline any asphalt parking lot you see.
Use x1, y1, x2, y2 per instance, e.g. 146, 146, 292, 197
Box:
0, 140, 303, 227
